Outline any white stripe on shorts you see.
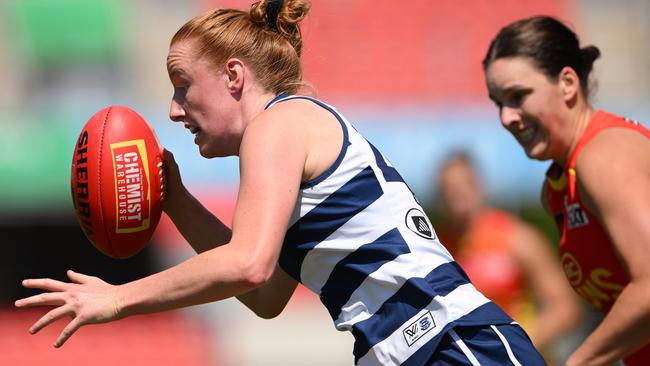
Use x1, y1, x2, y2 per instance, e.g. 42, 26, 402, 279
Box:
447, 329, 480, 366
491, 325, 523, 366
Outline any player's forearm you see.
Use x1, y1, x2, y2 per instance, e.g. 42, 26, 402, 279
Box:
116, 246, 268, 317
164, 187, 232, 253
567, 281, 650, 366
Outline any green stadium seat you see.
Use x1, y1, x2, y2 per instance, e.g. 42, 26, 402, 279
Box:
6, 0, 125, 65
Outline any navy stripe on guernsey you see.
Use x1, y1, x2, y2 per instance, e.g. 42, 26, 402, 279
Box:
352, 262, 470, 362
320, 228, 411, 320
279, 165, 383, 282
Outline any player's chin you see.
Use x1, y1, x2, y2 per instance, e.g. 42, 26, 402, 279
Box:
198, 144, 224, 159
198, 150, 214, 159
523, 145, 552, 161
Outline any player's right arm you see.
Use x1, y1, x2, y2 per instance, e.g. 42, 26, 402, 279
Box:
162, 149, 232, 252
236, 266, 298, 319
161, 149, 298, 318
565, 128, 650, 366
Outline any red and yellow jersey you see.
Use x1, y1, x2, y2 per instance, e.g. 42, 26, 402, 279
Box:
545, 110, 650, 364
441, 209, 534, 327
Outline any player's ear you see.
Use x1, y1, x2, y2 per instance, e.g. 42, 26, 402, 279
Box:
559, 66, 580, 103
224, 58, 245, 93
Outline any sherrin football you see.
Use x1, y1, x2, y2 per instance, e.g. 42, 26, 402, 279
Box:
71, 106, 164, 259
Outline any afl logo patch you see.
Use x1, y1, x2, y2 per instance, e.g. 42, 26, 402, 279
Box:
405, 208, 436, 239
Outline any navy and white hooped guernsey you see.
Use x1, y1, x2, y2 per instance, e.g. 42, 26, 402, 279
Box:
268, 95, 514, 365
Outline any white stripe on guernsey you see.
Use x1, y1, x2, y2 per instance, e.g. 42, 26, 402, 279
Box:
357, 283, 490, 366
491, 325, 523, 366
448, 329, 481, 366
334, 243, 454, 330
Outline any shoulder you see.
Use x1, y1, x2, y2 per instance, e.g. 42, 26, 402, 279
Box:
575, 125, 650, 213
579, 109, 650, 160
237, 101, 309, 164
242, 98, 316, 145
239, 97, 344, 177
265, 96, 334, 121
577, 125, 650, 177
249, 97, 336, 134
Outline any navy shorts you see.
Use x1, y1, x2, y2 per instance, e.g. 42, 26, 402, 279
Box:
427, 323, 546, 365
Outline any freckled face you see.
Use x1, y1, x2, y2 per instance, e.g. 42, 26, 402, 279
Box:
485, 57, 567, 162
167, 40, 242, 158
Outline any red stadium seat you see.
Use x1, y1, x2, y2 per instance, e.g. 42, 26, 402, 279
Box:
1, 309, 218, 366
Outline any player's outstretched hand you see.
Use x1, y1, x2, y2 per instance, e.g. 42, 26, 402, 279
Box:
15, 270, 121, 348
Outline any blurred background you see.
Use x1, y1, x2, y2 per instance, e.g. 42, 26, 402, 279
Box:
1, 0, 648, 365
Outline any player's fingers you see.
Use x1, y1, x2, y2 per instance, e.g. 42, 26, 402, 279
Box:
66, 270, 94, 284
162, 148, 175, 162
161, 148, 181, 175
29, 306, 74, 335
159, 161, 166, 201
53, 317, 83, 348
21, 278, 68, 292
15, 292, 66, 308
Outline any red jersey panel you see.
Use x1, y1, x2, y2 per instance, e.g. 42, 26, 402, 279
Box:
545, 110, 650, 364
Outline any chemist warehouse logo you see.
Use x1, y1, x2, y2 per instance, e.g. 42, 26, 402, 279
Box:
405, 208, 436, 239
111, 140, 151, 233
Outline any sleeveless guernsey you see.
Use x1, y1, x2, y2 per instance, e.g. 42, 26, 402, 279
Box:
269, 95, 513, 365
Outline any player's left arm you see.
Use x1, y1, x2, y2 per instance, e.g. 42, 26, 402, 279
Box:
566, 128, 650, 366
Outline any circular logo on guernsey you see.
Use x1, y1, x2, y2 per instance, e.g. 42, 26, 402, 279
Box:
405, 208, 436, 240
561, 252, 582, 286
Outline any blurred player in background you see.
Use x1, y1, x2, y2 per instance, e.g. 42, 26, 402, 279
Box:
483, 15, 650, 366
434, 151, 581, 363
15, 0, 546, 364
